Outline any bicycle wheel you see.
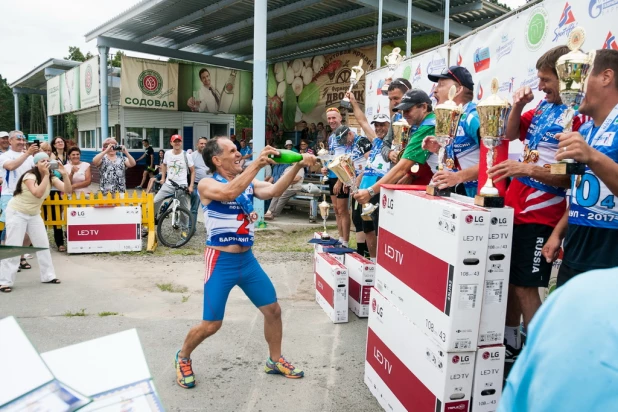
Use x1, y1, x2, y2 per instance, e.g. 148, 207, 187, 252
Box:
156, 206, 196, 248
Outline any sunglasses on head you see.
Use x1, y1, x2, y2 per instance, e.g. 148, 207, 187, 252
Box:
391, 79, 410, 91
439, 68, 463, 87
326, 107, 340, 114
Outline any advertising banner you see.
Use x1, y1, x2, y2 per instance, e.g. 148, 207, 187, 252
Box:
120, 56, 178, 110
59, 66, 80, 114
47, 75, 60, 117
177, 64, 252, 115
79, 57, 100, 110
266, 46, 376, 131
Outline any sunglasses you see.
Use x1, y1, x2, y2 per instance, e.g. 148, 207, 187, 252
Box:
326, 107, 340, 114
391, 79, 411, 91
440, 68, 463, 87
13, 135, 25, 140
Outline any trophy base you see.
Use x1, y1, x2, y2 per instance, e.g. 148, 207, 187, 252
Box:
474, 195, 505, 208
320, 231, 331, 240
361, 203, 377, 220
426, 185, 451, 197
340, 99, 351, 110
550, 162, 586, 175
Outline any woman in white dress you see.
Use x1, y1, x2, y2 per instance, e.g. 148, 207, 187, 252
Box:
64, 147, 91, 196
187, 68, 220, 113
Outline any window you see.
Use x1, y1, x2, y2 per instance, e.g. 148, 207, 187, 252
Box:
211, 123, 229, 138
80, 130, 96, 149
145, 128, 160, 148
124, 127, 179, 149
162, 128, 179, 149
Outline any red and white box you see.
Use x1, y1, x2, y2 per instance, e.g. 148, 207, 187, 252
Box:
377, 188, 490, 351
471, 345, 505, 412
315, 252, 348, 323
365, 288, 475, 412
446, 194, 513, 346
345, 253, 375, 317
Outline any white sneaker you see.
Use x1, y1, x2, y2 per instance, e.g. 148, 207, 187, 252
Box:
24, 254, 33, 259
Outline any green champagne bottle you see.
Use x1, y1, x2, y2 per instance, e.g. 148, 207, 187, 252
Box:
268, 149, 303, 164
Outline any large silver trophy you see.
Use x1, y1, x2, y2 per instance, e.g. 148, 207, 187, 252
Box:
390, 118, 411, 164
328, 154, 374, 221
474, 78, 512, 208
426, 85, 464, 197
340, 60, 365, 110
317, 143, 334, 184
318, 195, 331, 240
381, 47, 404, 94
550, 28, 594, 175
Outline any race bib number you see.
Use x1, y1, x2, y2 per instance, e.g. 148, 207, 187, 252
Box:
569, 172, 618, 229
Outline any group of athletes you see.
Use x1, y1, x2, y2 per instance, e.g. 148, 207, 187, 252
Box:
173, 45, 618, 393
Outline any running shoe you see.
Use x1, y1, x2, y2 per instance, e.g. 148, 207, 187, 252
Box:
504, 342, 522, 364
174, 350, 196, 388
264, 356, 304, 379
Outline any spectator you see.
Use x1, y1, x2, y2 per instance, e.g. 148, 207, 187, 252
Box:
154, 134, 194, 220
299, 139, 314, 155
135, 139, 155, 190
308, 123, 318, 142
240, 139, 252, 160
40, 142, 66, 252
65, 147, 91, 196
230, 134, 242, 151
298, 120, 309, 140
263, 163, 304, 220
50, 136, 68, 166
285, 140, 299, 153
191, 137, 210, 224
92, 138, 136, 196
0, 152, 72, 293
0, 131, 9, 153
146, 149, 166, 194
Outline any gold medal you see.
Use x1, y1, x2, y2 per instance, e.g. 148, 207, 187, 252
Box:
575, 175, 582, 187
249, 212, 258, 222
411, 164, 420, 174
528, 150, 540, 163
445, 158, 455, 169
523, 145, 530, 163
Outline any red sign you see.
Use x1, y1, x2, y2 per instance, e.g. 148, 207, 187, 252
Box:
67, 224, 140, 241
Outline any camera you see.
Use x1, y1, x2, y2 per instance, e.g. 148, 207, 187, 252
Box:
113, 145, 123, 151
48, 160, 59, 170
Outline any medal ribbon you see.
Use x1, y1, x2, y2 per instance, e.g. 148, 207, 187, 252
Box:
213, 173, 254, 217
585, 104, 618, 145
445, 102, 475, 171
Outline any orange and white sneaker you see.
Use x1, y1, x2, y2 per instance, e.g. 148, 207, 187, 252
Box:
264, 356, 304, 379
174, 350, 196, 388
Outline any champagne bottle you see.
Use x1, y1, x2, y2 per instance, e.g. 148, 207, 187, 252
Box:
268, 149, 303, 164
218, 70, 237, 113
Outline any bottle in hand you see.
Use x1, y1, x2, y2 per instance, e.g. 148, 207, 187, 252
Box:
268, 149, 303, 164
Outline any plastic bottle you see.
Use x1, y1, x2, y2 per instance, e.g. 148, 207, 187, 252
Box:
268, 149, 303, 164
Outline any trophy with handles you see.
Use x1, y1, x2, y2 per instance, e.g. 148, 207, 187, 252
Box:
318, 195, 331, 240
328, 154, 373, 221
426, 85, 464, 197
381, 47, 404, 94
391, 118, 411, 164
474, 78, 512, 208
340, 60, 365, 110
550, 28, 594, 175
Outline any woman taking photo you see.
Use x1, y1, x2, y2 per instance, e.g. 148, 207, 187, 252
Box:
51, 136, 68, 165
65, 147, 91, 196
92, 138, 136, 196
40, 142, 66, 252
0, 152, 72, 292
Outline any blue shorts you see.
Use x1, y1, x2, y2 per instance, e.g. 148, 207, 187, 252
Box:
203, 248, 277, 321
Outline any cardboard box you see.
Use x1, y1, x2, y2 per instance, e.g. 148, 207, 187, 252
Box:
471, 345, 505, 412
446, 194, 513, 346
365, 288, 475, 412
377, 188, 490, 351
345, 253, 376, 317
315, 252, 349, 323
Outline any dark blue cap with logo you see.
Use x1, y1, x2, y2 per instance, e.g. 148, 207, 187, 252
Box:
428, 66, 475, 91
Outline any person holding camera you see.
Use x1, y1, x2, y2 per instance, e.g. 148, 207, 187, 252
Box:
0, 152, 72, 292
92, 138, 136, 196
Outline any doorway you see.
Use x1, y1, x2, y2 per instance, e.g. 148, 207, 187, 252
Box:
193, 123, 210, 148
210, 123, 229, 139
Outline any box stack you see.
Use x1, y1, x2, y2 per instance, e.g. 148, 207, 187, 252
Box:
365, 188, 512, 412
345, 253, 376, 318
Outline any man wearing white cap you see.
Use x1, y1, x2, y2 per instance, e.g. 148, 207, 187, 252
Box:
0, 132, 10, 154
284, 140, 298, 152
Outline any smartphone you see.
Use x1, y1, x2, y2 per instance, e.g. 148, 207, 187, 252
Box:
33, 139, 40, 148
113, 145, 123, 151
48, 160, 59, 170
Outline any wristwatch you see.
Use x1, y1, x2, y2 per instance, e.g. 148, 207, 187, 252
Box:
367, 187, 375, 196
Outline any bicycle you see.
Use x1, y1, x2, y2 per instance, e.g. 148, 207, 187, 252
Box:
156, 180, 196, 248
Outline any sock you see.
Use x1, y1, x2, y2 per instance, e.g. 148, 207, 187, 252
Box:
505, 326, 522, 349
341, 240, 349, 247
357, 242, 367, 256
370, 257, 376, 263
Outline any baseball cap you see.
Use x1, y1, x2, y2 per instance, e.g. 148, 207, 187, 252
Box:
333, 125, 351, 144
428, 66, 474, 91
285, 140, 293, 146
170, 134, 182, 142
371, 113, 391, 124
0, 132, 8, 138
249, 139, 253, 143
393, 89, 432, 112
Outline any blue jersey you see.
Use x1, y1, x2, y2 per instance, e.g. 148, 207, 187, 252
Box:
240, 146, 252, 160
445, 102, 480, 196
327, 132, 363, 178
568, 106, 618, 229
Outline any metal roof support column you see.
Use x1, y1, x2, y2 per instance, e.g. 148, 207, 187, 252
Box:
443, 0, 450, 44
377, 0, 383, 68
48, 116, 53, 140
406, 0, 412, 57
252, 0, 267, 222
13, 91, 19, 130
99, 45, 109, 142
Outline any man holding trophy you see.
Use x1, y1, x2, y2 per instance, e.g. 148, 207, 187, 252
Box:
542, 49, 618, 286
380, 79, 413, 164
484, 45, 582, 366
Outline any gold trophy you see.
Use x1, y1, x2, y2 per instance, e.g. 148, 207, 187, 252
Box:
426, 85, 464, 197
317, 143, 334, 184
550, 28, 593, 175
381, 47, 404, 94
341, 60, 365, 110
474, 78, 512, 208
318, 195, 331, 240
391, 118, 411, 164
328, 154, 374, 221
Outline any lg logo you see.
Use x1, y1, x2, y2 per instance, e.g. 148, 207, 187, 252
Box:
452, 355, 470, 364
70, 210, 85, 217
372, 299, 384, 317
382, 195, 394, 210
491, 217, 507, 225
465, 215, 484, 224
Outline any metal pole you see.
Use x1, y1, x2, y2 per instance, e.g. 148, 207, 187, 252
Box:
13, 91, 20, 130
444, 0, 450, 44
252, 0, 267, 222
99, 46, 110, 143
47, 116, 53, 140
377, 0, 383, 68
407, 0, 412, 57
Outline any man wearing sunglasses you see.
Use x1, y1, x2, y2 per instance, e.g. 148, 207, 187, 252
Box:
422, 66, 480, 197
380, 78, 413, 164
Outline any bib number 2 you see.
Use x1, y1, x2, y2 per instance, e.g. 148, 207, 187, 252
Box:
236, 213, 250, 235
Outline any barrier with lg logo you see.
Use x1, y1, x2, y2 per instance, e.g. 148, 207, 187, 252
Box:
66, 206, 142, 254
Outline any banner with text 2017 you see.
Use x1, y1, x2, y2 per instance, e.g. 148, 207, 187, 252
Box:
120, 56, 179, 111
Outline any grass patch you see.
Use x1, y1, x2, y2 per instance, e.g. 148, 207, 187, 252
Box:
64, 308, 87, 317
98, 311, 119, 317
171, 249, 198, 256
181, 295, 190, 303
156, 282, 189, 293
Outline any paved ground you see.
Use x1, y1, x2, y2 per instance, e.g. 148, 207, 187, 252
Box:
0, 208, 380, 412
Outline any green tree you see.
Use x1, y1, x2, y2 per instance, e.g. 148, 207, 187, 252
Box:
111, 50, 125, 68
0, 74, 15, 132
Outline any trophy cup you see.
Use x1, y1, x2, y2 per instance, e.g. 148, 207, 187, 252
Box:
550, 28, 593, 175
319, 195, 331, 240
474, 78, 512, 208
381, 47, 404, 94
340, 60, 365, 110
328, 154, 374, 221
426, 85, 464, 197
391, 118, 411, 164
317, 143, 334, 184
